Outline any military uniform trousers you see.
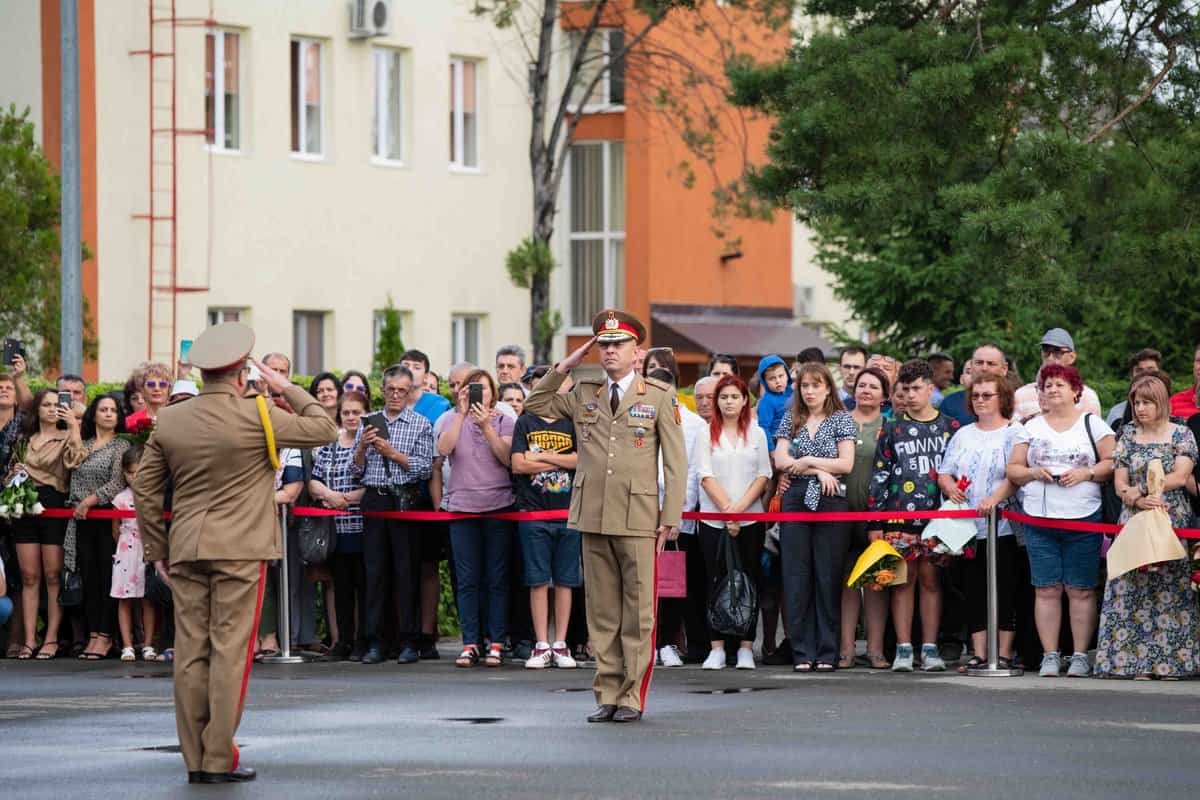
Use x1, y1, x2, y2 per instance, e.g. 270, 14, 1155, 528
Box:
170, 559, 266, 773
583, 533, 658, 712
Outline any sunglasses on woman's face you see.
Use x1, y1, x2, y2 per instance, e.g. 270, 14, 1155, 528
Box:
344, 383, 365, 392
145, 380, 170, 389
971, 392, 998, 400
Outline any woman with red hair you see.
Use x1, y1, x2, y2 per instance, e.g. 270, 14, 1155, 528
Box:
1008, 364, 1115, 678
694, 375, 772, 670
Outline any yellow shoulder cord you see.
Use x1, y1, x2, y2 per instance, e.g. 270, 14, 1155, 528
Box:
255, 395, 281, 470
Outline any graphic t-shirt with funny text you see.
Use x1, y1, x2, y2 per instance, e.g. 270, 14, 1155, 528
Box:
868, 412, 961, 531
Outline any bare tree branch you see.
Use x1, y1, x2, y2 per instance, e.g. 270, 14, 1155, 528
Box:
1085, 13, 1179, 144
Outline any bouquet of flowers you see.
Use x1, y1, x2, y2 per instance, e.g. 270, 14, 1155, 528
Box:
847, 540, 908, 592
119, 415, 156, 447
0, 477, 45, 521
923, 476, 979, 557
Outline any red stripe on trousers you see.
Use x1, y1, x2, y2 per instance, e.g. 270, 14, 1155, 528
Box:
638, 552, 659, 713
232, 562, 267, 772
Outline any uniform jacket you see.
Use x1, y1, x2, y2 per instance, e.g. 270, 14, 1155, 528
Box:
525, 370, 686, 537
133, 383, 338, 565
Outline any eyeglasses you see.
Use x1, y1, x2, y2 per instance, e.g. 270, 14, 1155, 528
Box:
343, 383, 366, 391
383, 387, 409, 396
1041, 346, 1071, 356
971, 392, 998, 400
145, 380, 170, 389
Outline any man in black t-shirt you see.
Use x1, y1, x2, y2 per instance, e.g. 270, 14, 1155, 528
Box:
511, 381, 581, 670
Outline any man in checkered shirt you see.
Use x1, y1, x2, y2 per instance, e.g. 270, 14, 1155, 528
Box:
351, 364, 435, 665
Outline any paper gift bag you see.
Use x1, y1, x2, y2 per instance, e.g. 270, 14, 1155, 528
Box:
922, 501, 979, 555
1106, 459, 1187, 581
656, 544, 688, 598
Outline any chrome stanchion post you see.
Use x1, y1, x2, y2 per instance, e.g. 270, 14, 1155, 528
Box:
263, 504, 307, 664
968, 508, 1022, 677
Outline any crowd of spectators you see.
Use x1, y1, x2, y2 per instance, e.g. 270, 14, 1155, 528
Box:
2, 330, 1199, 682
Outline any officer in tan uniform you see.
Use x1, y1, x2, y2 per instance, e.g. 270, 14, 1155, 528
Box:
132, 323, 336, 783
525, 309, 686, 723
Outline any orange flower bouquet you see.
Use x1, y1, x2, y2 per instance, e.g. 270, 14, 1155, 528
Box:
847, 540, 908, 591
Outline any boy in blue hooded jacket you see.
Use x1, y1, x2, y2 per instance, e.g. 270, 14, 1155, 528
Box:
755, 355, 793, 441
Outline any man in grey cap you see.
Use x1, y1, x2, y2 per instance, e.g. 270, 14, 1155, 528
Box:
1013, 327, 1103, 421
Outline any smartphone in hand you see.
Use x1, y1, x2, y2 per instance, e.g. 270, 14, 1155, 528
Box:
363, 412, 389, 440
2, 339, 23, 367
180, 339, 193, 364
468, 382, 484, 408
56, 390, 72, 430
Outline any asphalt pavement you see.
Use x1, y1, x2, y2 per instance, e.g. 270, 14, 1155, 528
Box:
2, 647, 1199, 799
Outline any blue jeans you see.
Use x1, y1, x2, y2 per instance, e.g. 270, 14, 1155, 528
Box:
518, 521, 582, 587
450, 514, 515, 648
1023, 510, 1103, 589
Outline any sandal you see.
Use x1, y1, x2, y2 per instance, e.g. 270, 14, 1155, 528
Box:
15, 644, 36, 660
815, 662, 836, 673
793, 662, 813, 673
455, 646, 479, 668
837, 654, 856, 670
35, 641, 60, 660
957, 655, 985, 674
254, 648, 279, 663
867, 653, 890, 670
142, 646, 158, 661
120, 647, 136, 662
155, 648, 174, 663
484, 643, 504, 667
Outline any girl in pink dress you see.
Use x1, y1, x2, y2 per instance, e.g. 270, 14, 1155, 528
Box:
111, 448, 157, 661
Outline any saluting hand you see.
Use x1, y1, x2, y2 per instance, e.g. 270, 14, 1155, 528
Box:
250, 357, 292, 397
556, 336, 598, 374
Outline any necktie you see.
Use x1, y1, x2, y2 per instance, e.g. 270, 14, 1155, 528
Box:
610, 383, 620, 415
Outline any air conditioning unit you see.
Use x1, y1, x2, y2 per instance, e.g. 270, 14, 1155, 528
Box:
349, 0, 391, 39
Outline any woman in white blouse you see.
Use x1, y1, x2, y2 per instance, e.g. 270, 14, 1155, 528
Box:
695, 375, 772, 670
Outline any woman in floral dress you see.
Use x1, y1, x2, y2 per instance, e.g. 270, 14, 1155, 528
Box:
1095, 376, 1199, 679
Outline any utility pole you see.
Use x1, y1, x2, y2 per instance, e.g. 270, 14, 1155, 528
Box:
60, 0, 83, 375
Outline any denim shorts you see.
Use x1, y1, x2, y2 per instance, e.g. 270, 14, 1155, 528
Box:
1022, 510, 1103, 589
518, 520, 582, 587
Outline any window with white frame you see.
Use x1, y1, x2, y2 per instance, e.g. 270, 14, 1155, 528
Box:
205, 30, 241, 150
372, 48, 404, 162
568, 141, 625, 328
449, 58, 479, 169
290, 38, 323, 156
568, 28, 625, 110
451, 315, 481, 365
293, 311, 327, 375
207, 307, 244, 327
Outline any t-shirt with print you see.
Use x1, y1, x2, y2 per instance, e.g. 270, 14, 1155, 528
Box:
868, 411, 961, 532
1015, 413, 1113, 519
511, 415, 576, 512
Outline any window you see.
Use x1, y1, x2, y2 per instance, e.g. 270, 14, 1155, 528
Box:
449, 58, 479, 169
569, 28, 625, 110
290, 38, 323, 156
205, 30, 241, 150
451, 315, 481, 365
207, 308, 243, 326
372, 48, 404, 163
293, 311, 326, 375
568, 141, 624, 328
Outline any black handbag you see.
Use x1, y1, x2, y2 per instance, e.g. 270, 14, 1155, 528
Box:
59, 568, 83, 607
707, 532, 758, 640
1083, 413, 1123, 525
294, 448, 336, 564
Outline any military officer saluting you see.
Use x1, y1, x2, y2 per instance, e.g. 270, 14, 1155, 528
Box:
525, 309, 686, 723
133, 323, 337, 783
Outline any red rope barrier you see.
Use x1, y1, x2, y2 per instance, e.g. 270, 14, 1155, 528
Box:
1000, 509, 1200, 540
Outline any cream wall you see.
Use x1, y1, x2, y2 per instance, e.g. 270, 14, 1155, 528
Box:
790, 219, 867, 342
92, 0, 532, 379
0, 1, 43, 134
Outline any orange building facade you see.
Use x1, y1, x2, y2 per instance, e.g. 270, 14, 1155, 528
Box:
558, 4, 830, 384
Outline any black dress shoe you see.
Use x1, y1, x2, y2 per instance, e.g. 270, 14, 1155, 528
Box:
188, 766, 257, 783
586, 704, 618, 723
396, 646, 419, 664
361, 646, 385, 665
324, 641, 353, 661
348, 644, 365, 662
612, 706, 643, 723
418, 645, 440, 660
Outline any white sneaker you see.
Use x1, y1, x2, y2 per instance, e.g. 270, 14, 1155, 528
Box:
735, 647, 756, 670
659, 645, 684, 668
524, 643, 553, 669
550, 642, 577, 669
702, 648, 726, 670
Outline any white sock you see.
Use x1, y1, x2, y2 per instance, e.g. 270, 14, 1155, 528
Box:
536, 641, 550, 649
922, 642, 937, 650
551, 641, 566, 649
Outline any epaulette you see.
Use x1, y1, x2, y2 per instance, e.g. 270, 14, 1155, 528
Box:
643, 376, 671, 392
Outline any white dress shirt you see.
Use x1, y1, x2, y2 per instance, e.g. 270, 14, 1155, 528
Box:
694, 426, 773, 529
606, 370, 637, 406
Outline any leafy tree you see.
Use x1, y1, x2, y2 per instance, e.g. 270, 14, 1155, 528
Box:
729, 0, 1200, 382
371, 293, 405, 376
0, 104, 97, 370
473, 0, 795, 362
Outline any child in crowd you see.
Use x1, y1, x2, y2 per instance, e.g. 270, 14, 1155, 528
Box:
756, 355, 793, 442
111, 446, 157, 662
499, 383, 525, 418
